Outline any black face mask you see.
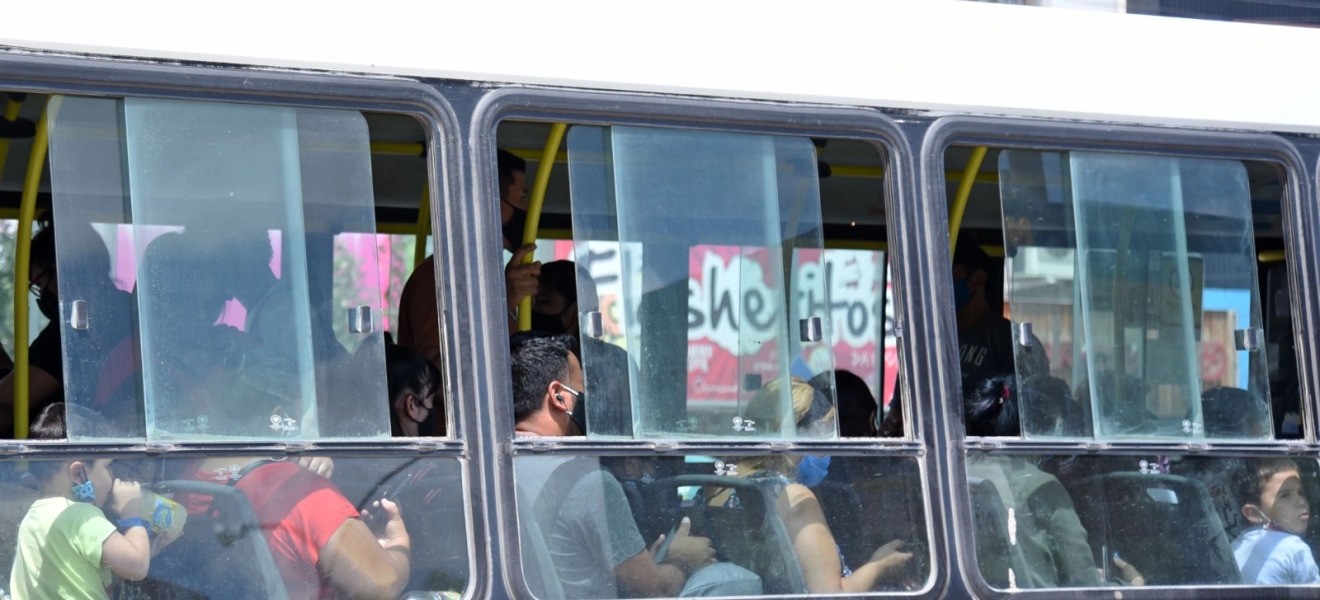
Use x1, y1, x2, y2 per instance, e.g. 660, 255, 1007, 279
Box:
502, 206, 528, 251
530, 310, 567, 334
36, 289, 59, 321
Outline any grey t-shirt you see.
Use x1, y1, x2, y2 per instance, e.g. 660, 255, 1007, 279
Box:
518, 456, 647, 599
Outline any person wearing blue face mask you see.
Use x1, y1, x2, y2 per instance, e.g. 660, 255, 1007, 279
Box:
881, 235, 1048, 438
708, 379, 913, 593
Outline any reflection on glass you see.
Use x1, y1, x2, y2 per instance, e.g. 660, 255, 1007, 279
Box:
967, 453, 1320, 588
0, 455, 467, 599
997, 150, 1271, 440
46, 95, 392, 440
566, 126, 837, 439
516, 454, 927, 598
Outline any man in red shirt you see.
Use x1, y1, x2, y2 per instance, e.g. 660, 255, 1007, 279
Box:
179, 457, 410, 600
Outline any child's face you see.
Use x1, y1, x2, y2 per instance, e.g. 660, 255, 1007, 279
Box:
1258, 469, 1310, 535
74, 459, 116, 508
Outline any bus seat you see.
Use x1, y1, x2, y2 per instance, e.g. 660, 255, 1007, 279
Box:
0, 483, 39, 593
516, 483, 566, 600
966, 475, 1022, 588
143, 480, 289, 600
643, 475, 805, 595
1066, 472, 1239, 585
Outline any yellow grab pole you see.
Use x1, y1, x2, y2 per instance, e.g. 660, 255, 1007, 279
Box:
0, 96, 24, 182
949, 146, 988, 254
517, 123, 567, 332
14, 102, 52, 439
413, 186, 431, 270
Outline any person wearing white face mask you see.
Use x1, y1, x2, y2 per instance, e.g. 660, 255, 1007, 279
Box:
1232, 458, 1319, 584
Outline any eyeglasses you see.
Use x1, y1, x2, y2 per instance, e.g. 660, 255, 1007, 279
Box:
560, 384, 585, 408
28, 268, 54, 298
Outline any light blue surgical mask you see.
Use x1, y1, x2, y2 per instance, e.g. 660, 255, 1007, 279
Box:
952, 278, 973, 310
795, 455, 831, 487
640, 471, 655, 485
71, 478, 96, 503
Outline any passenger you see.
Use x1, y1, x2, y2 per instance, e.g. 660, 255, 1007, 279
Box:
882, 234, 1049, 437
1232, 457, 1319, 584
530, 260, 634, 436
812, 370, 877, 438
385, 338, 442, 437
1202, 387, 1269, 439
175, 394, 412, 600
711, 378, 912, 593
399, 149, 537, 367
510, 333, 748, 598
965, 375, 1144, 588
0, 220, 134, 438
9, 403, 158, 599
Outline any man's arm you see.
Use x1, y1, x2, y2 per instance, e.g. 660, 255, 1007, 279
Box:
615, 519, 714, 598
319, 499, 411, 600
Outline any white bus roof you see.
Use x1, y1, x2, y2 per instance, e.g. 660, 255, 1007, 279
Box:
4, 1, 1320, 134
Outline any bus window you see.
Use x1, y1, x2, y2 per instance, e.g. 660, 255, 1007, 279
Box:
967, 452, 1320, 588
955, 141, 1305, 591
562, 125, 836, 440
44, 95, 392, 440
995, 150, 1273, 441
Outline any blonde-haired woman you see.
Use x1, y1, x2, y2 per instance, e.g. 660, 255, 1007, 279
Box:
707, 377, 913, 593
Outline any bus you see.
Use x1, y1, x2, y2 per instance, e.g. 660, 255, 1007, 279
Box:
2, 1, 1319, 599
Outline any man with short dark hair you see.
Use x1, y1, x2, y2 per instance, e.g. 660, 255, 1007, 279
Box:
510, 333, 727, 598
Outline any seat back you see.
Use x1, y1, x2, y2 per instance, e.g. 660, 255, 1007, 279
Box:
966, 475, 1022, 588
144, 480, 289, 600
1067, 473, 1240, 585
516, 482, 565, 600
644, 475, 805, 595
0, 483, 39, 593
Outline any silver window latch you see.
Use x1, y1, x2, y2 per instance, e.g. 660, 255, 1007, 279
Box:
349, 306, 374, 334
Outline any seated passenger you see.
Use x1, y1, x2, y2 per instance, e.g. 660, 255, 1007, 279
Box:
1232, 457, 1319, 584
965, 376, 1144, 588
1202, 387, 1269, 439
9, 403, 156, 599
510, 333, 745, 598
399, 148, 537, 362
0, 219, 134, 438
710, 378, 912, 593
164, 343, 411, 599
386, 338, 442, 437
812, 370, 876, 438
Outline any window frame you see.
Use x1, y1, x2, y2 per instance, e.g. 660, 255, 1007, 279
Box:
922, 115, 1320, 599
471, 86, 946, 599
0, 49, 482, 598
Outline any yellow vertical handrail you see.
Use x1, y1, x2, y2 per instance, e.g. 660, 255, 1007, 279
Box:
14, 102, 52, 439
517, 123, 567, 331
0, 96, 24, 182
949, 146, 988, 254
413, 186, 431, 270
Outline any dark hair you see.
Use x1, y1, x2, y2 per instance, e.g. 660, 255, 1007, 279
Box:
28, 403, 115, 480
30, 222, 56, 271
385, 340, 442, 436
952, 232, 991, 275
817, 370, 877, 437
510, 332, 575, 423
497, 149, 527, 191
539, 260, 600, 313
965, 375, 1020, 437
1235, 457, 1301, 507
1202, 387, 1268, 438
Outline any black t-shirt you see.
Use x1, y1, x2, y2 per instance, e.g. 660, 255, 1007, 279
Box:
27, 321, 65, 405
956, 314, 1046, 396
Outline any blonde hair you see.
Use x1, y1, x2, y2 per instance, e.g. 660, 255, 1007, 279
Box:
735, 377, 837, 475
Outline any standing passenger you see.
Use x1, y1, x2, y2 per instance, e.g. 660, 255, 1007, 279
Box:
399, 148, 538, 370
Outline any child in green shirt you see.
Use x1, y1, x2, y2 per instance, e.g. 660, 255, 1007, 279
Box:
8, 403, 152, 600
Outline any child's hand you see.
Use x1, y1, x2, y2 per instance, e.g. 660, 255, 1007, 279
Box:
110, 480, 143, 519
